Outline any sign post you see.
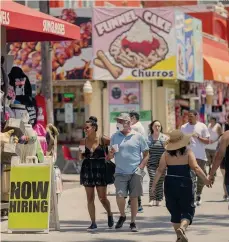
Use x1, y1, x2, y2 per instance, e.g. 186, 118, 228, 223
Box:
8, 158, 59, 233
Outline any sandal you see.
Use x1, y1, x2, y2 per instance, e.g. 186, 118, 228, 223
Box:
177, 228, 188, 242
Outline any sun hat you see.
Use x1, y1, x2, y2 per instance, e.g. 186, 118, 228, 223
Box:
164, 130, 192, 151
115, 113, 131, 122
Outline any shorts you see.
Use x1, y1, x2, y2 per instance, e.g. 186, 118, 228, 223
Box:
114, 173, 143, 198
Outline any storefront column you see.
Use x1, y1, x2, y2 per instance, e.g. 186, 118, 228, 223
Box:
87, 80, 103, 136
155, 80, 178, 132
141, 80, 152, 111
151, 80, 157, 120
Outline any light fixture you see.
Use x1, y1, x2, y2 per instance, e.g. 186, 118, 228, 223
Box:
205, 83, 214, 106
83, 80, 93, 105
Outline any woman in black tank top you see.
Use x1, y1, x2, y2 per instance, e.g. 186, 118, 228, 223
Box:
151, 130, 212, 242
79, 116, 114, 231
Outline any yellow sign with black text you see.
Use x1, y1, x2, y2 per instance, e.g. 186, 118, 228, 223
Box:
8, 164, 51, 231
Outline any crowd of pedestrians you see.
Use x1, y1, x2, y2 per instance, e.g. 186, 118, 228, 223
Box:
78, 111, 229, 242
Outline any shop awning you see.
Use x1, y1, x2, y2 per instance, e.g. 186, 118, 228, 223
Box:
0, 1, 80, 42
203, 38, 229, 84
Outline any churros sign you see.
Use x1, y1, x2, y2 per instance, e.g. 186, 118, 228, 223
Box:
93, 8, 177, 80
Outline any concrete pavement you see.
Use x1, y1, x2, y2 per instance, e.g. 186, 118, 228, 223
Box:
1, 175, 229, 242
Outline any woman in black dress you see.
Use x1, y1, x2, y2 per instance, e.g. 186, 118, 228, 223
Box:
80, 116, 113, 231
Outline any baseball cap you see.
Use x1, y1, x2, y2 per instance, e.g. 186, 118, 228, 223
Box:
115, 113, 131, 122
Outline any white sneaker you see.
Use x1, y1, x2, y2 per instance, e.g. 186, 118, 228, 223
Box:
149, 200, 156, 207
156, 201, 162, 206
149, 200, 154, 207
223, 195, 229, 202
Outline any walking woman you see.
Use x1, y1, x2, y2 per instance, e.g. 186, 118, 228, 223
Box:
80, 116, 114, 231
152, 130, 212, 242
147, 120, 168, 206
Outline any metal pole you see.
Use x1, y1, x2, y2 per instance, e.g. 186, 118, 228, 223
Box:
39, 1, 54, 124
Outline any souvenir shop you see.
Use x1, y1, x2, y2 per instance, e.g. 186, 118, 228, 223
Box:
175, 35, 229, 129
0, 1, 80, 218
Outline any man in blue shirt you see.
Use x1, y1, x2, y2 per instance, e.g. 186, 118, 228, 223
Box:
108, 113, 149, 232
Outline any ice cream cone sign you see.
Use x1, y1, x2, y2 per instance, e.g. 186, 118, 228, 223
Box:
83, 80, 93, 105
206, 84, 214, 106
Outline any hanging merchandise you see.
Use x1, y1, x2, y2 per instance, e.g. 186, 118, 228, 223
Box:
46, 124, 59, 163
5, 85, 16, 121
11, 104, 29, 122
8, 67, 37, 126
35, 94, 47, 128
33, 123, 48, 155
1, 56, 9, 128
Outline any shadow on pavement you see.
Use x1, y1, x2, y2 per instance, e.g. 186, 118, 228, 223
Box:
193, 214, 229, 227
90, 239, 136, 242
59, 212, 229, 236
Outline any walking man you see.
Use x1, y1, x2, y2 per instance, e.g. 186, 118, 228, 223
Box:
128, 111, 146, 213
108, 113, 149, 232
181, 110, 210, 206
129, 111, 146, 136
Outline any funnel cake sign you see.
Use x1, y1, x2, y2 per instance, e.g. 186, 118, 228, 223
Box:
93, 8, 176, 80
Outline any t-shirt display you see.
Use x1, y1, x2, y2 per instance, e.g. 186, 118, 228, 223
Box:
35, 94, 47, 128
8, 67, 37, 126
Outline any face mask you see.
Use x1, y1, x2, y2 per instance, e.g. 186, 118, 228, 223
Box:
116, 123, 124, 132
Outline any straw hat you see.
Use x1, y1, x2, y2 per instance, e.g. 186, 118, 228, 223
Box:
164, 130, 192, 151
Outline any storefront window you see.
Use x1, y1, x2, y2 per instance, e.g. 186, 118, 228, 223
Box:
53, 85, 85, 144
82, 0, 94, 7
14, 0, 39, 9
198, 0, 228, 5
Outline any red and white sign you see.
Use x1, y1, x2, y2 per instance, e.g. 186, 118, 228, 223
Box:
1, 1, 80, 42
0, 11, 10, 25
43, 20, 65, 35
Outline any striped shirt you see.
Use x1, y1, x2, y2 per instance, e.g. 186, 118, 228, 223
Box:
147, 133, 167, 169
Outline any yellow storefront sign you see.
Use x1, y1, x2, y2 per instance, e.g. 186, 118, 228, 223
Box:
8, 164, 51, 232
124, 56, 177, 80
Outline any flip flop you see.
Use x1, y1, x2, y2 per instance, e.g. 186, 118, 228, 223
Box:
177, 228, 188, 242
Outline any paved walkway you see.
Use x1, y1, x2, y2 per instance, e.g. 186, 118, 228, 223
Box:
1, 176, 229, 242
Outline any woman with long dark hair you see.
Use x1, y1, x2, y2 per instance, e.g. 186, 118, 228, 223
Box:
80, 116, 113, 231
152, 130, 211, 242
147, 120, 168, 206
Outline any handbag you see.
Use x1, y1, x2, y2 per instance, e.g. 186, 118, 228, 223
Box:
100, 136, 115, 185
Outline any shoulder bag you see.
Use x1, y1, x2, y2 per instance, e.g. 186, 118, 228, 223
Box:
100, 136, 115, 185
